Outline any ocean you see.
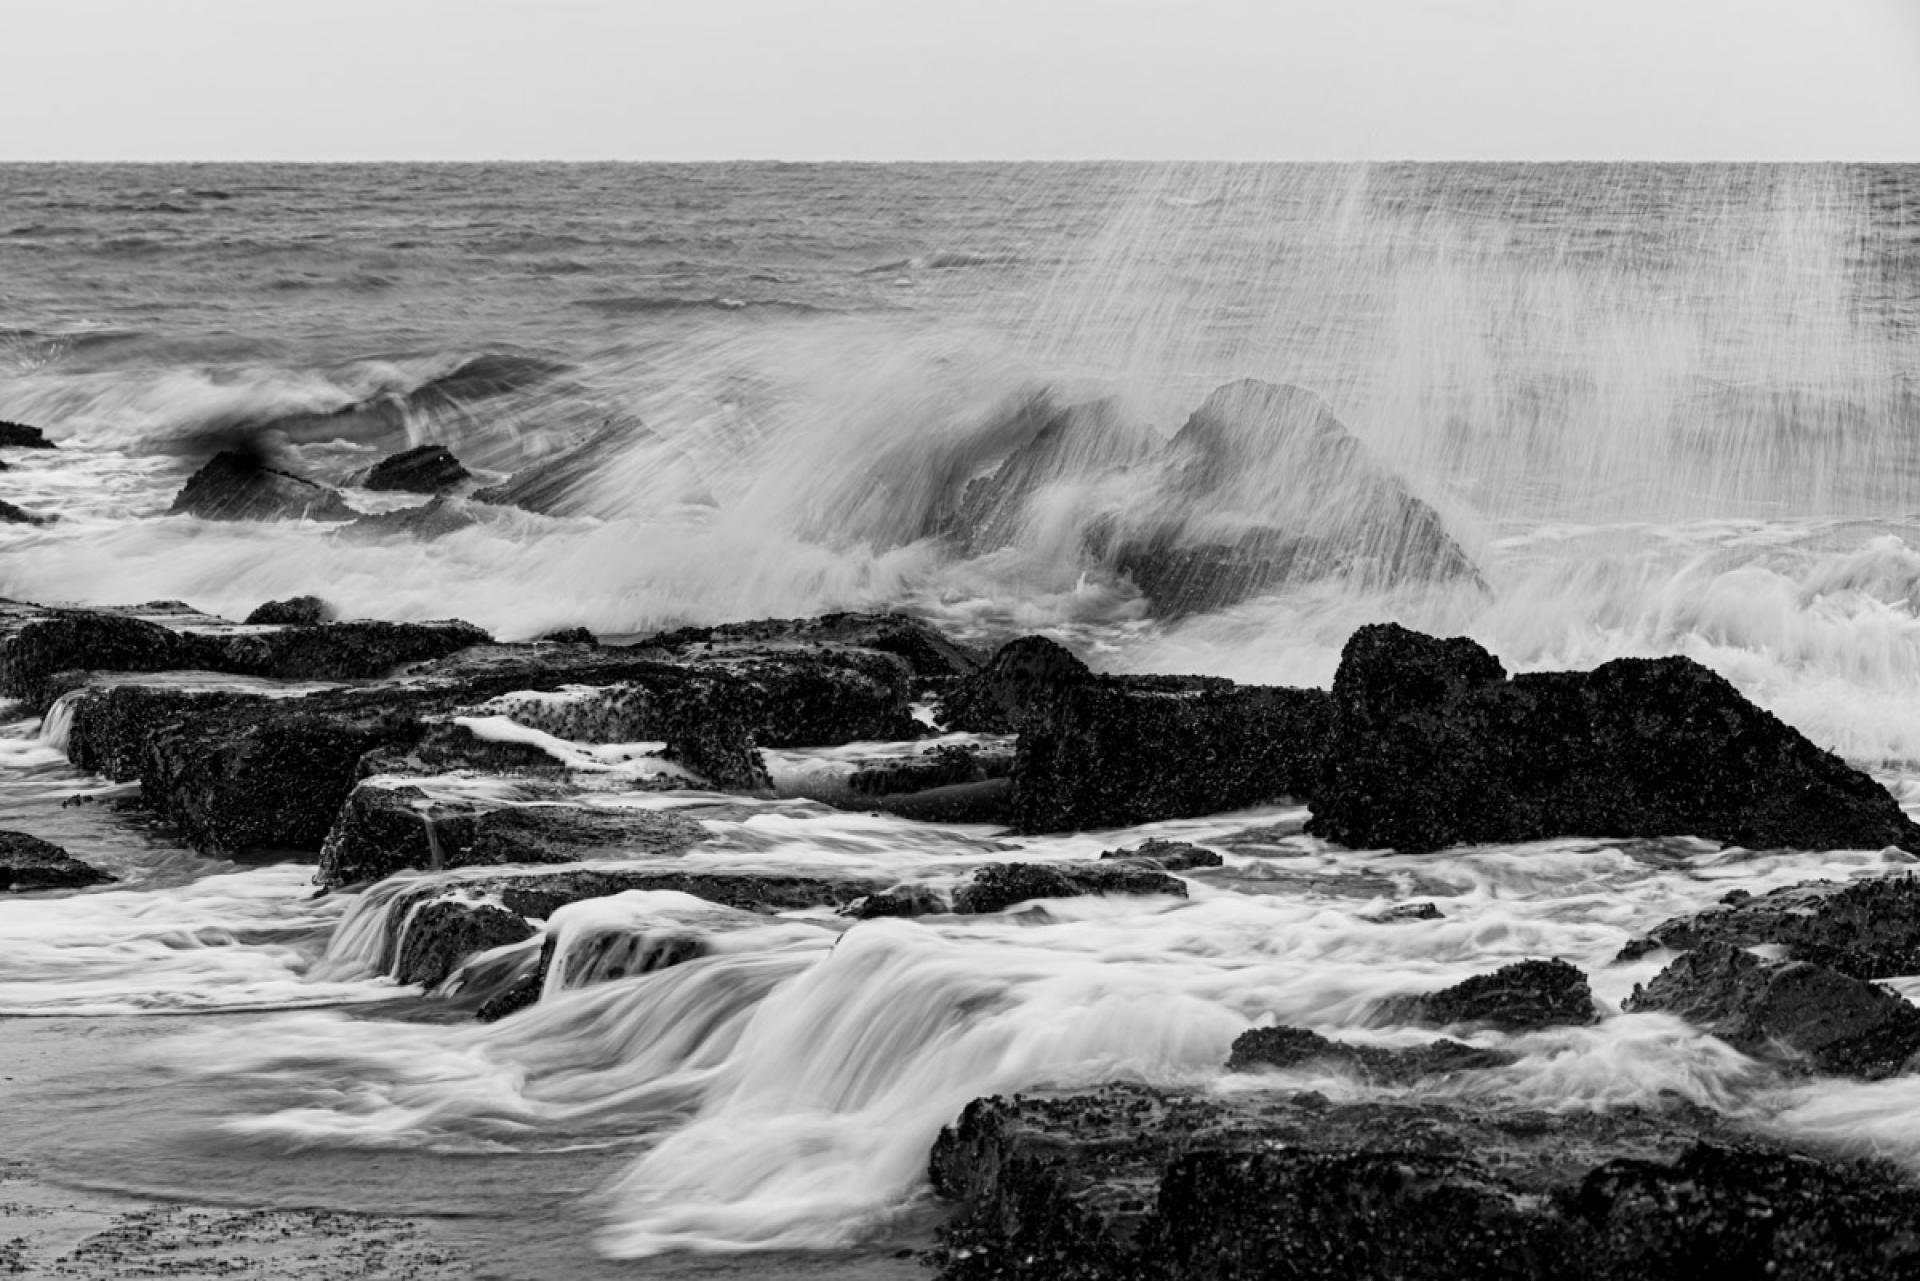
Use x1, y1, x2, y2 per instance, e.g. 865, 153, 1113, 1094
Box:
2, 161, 1919, 1275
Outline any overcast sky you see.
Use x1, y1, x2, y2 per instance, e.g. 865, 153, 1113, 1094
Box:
6, 0, 1918, 161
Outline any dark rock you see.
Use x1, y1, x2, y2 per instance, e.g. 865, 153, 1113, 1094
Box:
538, 627, 597, 646
475, 973, 543, 1022
846, 744, 1013, 796
319, 782, 707, 887
1010, 676, 1329, 833
952, 861, 1187, 914
0, 420, 54, 448
1624, 941, 1920, 1079
360, 444, 472, 493
929, 1084, 1920, 1281
1366, 901, 1446, 923
1092, 381, 1479, 616
1386, 958, 1599, 1032
469, 867, 881, 921
640, 611, 983, 684
0, 499, 54, 525
0, 830, 114, 891
1309, 622, 1920, 854
336, 495, 481, 541
938, 635, 1090, 733
391, 897, 536, 988
1097, 838, 1224, 871
1617, 874, 1920, 980
168, 450, 357, 521
243, 596, 334, 626
0, 606, 209, 713
1225, 1025, 1514, 1081
839, 885, 950, 919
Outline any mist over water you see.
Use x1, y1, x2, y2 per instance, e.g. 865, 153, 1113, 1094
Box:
4, 161, 1920, 1262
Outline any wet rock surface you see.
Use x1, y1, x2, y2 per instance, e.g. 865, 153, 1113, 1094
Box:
639, 611, 983, 686
168, 450, 357, 522
1097, 837, 1224, 871
1010, 675, 1329, 833
1310, 622, 1920, 854
938, 635, 1090, 733
243, 596, 334, 626
1382, 957, 1600, 1032
929, 1084, 1920, 1281
952, 860, 1188, 914
0, 831, 115, 891
1618, 874, 1920, 979
359, 444, 472, 493
0, 420, 55, 448
391, 897, 536, 988
1624, 941, 1920, 1079
1225, 1026, 1515, 1081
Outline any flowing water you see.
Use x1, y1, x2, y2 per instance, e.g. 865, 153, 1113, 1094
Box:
3, 162, 1920, 1271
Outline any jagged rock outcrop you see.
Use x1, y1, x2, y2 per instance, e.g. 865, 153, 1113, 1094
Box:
1617, 875, 1920, 979
1624, 941, 1920, 1079
168, 450, 356, 521
1309, 623, 1920, 854
359, 443, 472, 493
243, 595, 334, 626
929, 1084, 1920, 1281
0, 831, 114, 891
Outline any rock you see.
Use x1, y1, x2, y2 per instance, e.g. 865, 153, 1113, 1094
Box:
336, 494, 481, 541
480, 867, 880, 920
938, 635, 1090, 733
1617, 875, 1920, 980
0, 499, 54, 525
243, 596, 334, 626
360, 444, 472, 493
1366, 901, 1446, 923
168, 450, 357, 521
0, 605, 212, 713
1093, 381, 1479, 616
0, 830, 114, 891
640, 611, 983, 685
0, 420, 55, 448
839, 885, 950, 919
1010, 676, 1329, 833
952, 861, 1188, 914
929, 1084, 1920, 1281
319, 780, 707, 887
1225, 1025, 1514, 1081
538, 627, 597, 646
391, 896, 536, 988
1097, 838, 1224, 872
1623, 941, 1920, 1079
1384, 958, 1599, 1032
1309, 623, 1920, 854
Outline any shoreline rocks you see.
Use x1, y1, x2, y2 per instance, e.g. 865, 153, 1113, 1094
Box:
168, 450, 357, 522
0, 831, 114, 891
359, 444, 472, 493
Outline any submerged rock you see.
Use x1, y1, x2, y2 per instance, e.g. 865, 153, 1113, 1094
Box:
952, 860, 1187, 914
0, 499, 55, 525
1097, 838, 1224, 872
1010, 675, 1328, 833
360, 443, 472, 493
929, 1084, 1920, 1281
1225, 1025, 1514, 1082
392, 896, 536, 988
0, 830, 114, 891
243, 595, 334, 626
1310, 622, 1920, 854
1624, 941, 1920, 1079
168, 450, 356, 522
1383, 958, 1600, 1032
1617, 874, 1920, 980
0, 420, 55, 448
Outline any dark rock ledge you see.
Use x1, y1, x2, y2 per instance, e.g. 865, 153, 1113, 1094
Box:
0, 830, 114, 891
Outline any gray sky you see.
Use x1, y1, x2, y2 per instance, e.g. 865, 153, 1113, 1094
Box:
6, 0, 1918, 161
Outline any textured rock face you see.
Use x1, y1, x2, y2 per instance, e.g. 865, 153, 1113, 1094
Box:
938, 635, 1091, 733
639, 611, 983, 685
0, 831, 114, 891
243, 596, 334, 626
1309, 622, 1920, 854
1617, 875, 1920, 979
1624, 941, 1920, 1079
929, 1085, 1920, 1281
1097, 838, 1224, 872
952, 861, 1189, 914
360, 444, 472, 493
168, 450, 357, 521
1385, 957, 1601, 1032
1009, 676, 1329, 833
391, 898, 535, 988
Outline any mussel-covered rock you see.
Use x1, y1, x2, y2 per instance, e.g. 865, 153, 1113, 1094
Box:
1617, 875, 1920, 979
1624, 941, 1920, 1079
1310, 623, 1920, 854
